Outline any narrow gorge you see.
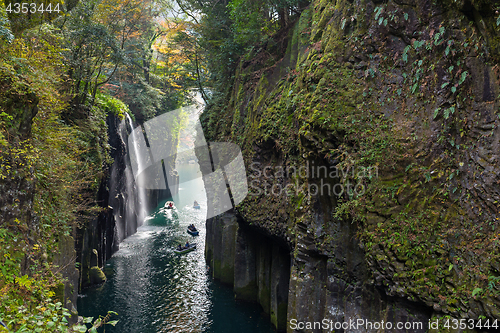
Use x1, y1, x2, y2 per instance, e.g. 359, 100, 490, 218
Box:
1, 0, 500, 331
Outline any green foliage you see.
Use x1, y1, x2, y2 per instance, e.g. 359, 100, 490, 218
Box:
177, 0, 309, 99
0, 0, 200, 331
119, 79, 162, 121
0, 8, 118, 331
472, 288, 483, 297
0, 226, 73, 332
192, 0, 242, 91
228, 0, 269, 47
0, 3, 14, 43
402, 45, 410, 63
228, 0, 310, 47
95, 93, 131, 120
62, 0, 125, 110
0, 228, 23, 284
488, 276, 500, 292
72, 311, 119, 333
0, 300, 72, 332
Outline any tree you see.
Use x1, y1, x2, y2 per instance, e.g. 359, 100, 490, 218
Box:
172, 0, 310, 100
61, 0, 125, 119
153, 19, 207, 101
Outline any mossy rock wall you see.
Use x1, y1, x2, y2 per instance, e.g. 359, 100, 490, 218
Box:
200, 0, 500, 329
0, 73, 38, 235
0, 66, 84, 323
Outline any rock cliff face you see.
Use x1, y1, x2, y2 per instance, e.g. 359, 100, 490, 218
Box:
78, 114, 169, 288
205, 212, 291, 330
201, 0, 500, 331
0, 76, 80, 311
77, 113, 180, 289
0, 83, 37, 239
76, 114, 127, 289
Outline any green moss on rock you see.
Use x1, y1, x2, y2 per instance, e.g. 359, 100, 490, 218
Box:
201, 0, 500, 324
89, 266, 106, 285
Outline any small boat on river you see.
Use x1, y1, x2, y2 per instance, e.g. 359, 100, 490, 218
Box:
174, 243, 196, 254
193, 200, 200, 209
187, 225, 199, 236
165, 201, 175, 209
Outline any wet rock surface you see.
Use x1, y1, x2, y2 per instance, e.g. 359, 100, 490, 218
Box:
205, 212, 291, 332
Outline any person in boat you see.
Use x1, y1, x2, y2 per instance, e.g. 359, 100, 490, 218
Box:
177, 244, 182, 251
188, 224, 196, 231
168, 202, 174, 208
185, 241, 190, 248
193, 201, 199, 206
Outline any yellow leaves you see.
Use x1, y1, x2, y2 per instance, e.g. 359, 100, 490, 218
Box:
150, 18, 200, 89
0, 285, 8, 298
94, 0, 153, 39
5, 31, 67, 122
169, 81, 182, 89
159, 19, 195, 37
16, 275, 33, 290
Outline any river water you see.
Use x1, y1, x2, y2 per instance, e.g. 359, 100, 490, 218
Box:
77, 163, 276, 333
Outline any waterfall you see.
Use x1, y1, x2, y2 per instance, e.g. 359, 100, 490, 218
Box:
77, 112, 155, 288
124, 113, 148, 227
107, 113, 148, 245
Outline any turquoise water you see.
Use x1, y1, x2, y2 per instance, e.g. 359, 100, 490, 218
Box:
77, 164, 276, 333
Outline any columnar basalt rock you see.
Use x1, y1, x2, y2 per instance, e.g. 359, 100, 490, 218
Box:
76, 114, 132, 289
270, 243, 290, 330
234, 225, 259, 300
205, 211, 291, 331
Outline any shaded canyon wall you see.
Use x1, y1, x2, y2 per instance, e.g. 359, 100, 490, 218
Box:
205, 212, 291, 331
77, 114, 179, 288
201, 0, 500, 331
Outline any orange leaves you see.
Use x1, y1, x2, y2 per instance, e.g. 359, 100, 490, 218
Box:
96, 0, 146, 26
150, 18, 200, 89
94, 0, 155, 46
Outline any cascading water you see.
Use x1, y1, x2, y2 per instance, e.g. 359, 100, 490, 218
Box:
124, 113, 148, 228
76, 113, 143, 289
107, 113, 148, 245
